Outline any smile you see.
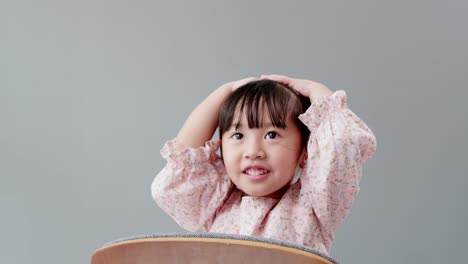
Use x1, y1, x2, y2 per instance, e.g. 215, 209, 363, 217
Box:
242, 167, 270, 180
244, 168, 269, 175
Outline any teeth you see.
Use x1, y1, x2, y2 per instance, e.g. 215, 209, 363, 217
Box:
246, 169, 268, 175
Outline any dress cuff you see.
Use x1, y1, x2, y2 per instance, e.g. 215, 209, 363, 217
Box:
161, 139, 221, 167
298, 90, 348, 129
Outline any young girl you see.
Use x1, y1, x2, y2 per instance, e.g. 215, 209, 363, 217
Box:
152, 75, 376, 255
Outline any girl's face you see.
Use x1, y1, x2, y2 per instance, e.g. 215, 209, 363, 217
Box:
221, 108, 304, 198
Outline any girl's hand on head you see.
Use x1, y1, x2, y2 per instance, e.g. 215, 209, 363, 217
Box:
224, 77, 259, 91
175, 77, 258, 152
260, 74, 333, 102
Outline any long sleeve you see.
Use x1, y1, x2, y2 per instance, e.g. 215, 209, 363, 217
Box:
151, 139, 233, 231
298, 90, 377, 242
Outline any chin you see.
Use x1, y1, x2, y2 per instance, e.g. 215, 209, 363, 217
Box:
239, 189, 267, 197
239, 185, 290, 198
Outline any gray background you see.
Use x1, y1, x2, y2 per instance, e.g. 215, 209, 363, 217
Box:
2, 1, 467, 263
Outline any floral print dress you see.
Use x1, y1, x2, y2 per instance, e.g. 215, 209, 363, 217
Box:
152, 91, 377, 255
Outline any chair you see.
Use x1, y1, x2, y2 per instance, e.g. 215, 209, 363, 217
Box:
91, 233, 338, 264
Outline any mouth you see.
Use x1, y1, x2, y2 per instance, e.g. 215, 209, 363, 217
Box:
242, 167, 270, 180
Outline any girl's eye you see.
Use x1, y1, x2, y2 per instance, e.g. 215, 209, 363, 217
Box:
265, 131, 278, 139
231, 133, 244, 140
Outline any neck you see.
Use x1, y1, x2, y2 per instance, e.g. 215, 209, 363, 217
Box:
241, 184, 290, 199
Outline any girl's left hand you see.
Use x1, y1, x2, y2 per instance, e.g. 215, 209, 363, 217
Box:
224, 77, 259, 91
260, 74, 333, 102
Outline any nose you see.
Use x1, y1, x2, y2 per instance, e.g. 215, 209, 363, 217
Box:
244, 139, 265, 160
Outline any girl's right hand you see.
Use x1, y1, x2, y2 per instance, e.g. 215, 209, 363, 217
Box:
260, 74, 332, 102
224, 77, 258, 91
175, 77, 257, 152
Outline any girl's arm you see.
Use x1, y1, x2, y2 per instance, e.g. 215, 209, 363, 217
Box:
153, 77, 257, 231
262, 75, 376, 244
175, 77, 257, 152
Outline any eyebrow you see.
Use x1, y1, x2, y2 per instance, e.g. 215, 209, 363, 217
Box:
230, 122, 277, 129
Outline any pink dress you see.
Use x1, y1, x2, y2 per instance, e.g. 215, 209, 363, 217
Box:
151, 90, 377, 255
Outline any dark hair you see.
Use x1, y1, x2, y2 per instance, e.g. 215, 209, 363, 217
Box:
218, 79, 311, 147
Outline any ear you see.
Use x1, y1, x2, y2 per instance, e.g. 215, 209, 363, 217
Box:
299, 151, 307, 168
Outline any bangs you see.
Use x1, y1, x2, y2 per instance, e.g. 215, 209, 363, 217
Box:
219, 80, 309, 138
232, 86, 291, 130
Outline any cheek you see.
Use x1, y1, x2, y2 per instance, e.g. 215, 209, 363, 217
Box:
220, 144, 236, 166
274, 149, 302, 169
220, 140, 228, 157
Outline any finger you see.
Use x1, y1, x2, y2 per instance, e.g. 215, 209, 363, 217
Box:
262, 74, 291, 83
231, 77, 258, 90
262, 75, 293, 87
264, 74, 289, 79
242, 77, 258, 84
